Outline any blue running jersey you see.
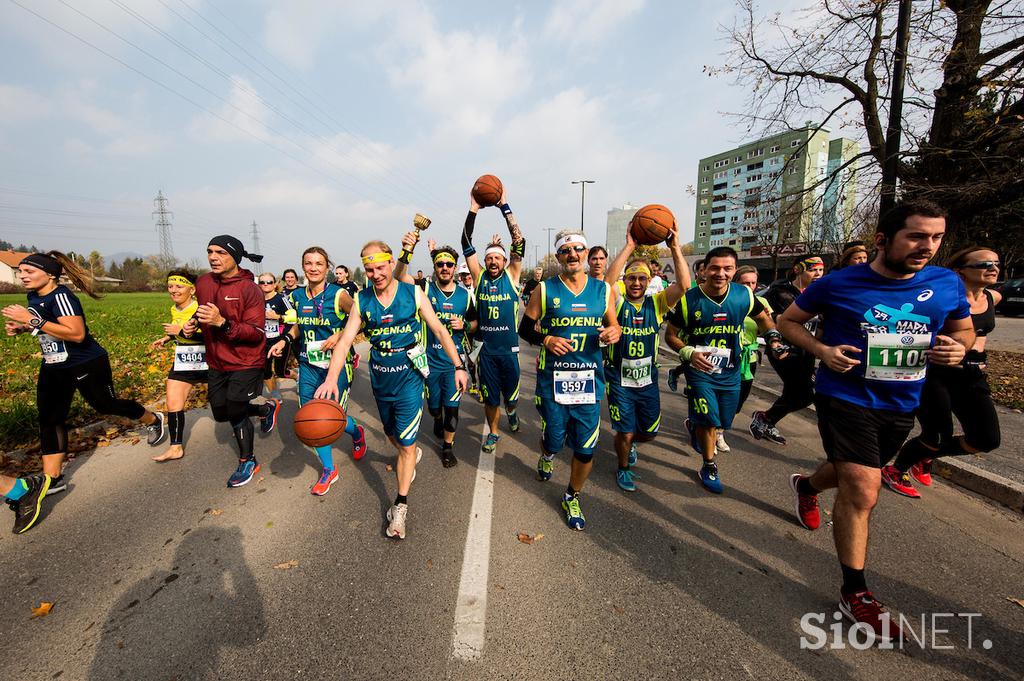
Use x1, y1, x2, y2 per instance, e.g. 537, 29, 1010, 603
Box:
606, 290, 670, 388
426, 280, 472, 370
675, 283, 755, 389
353, 281, 425, 400
537, 275, 611, 402
795, 264, 970, 412
286, 284, 348, 366
475, 270, 520, 356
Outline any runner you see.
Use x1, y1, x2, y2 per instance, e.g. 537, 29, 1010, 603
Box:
518, 229, 621, 529
281, 269, 300, 296
315, 240, 468, 539
269, 247, 366, 495
463, 187, 526, 453
667, 247, 782, 493
2, 251, 164, 533
395, 235, 477, 467
587, 245, 608, 280
259, 272, 291, 401
780, 200, 973, 642
749, 255, 826, 445
603, 227, 690, 491
521, 266, 543, 306
182, 236, 280, 488
731, 266, 776, 441
838, 243, 869, 268
333, 265, 360, 297
150, 269, 207, 462
882, 245, 1002, 498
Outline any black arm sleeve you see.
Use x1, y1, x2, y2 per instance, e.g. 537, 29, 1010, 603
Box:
517, 313, 546, 346
461, 211, 477, 253
750, 296, 765, 317
465, 300, 478, 323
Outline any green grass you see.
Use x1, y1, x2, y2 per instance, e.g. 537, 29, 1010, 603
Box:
0, 292, 206, 451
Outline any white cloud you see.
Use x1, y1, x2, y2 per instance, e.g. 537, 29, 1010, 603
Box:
188, 76, 270, 143
263, 1, 386, 71
0, 84, 51, 122
543, 0, 645, 48
312, 132, 398, 180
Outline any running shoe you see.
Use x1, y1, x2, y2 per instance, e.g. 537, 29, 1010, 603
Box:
716, 430, 730, 453
433, 417, 444, 439
45, 474, 67, 497
561, 494, 586, 530
537, 456, 554, 481
227, 459, 260, 488
353, 353, 360, 370
260, 399, 281, 434
616, 468, 637, 492
667, 368, 679, 392
700, 462, 723, 494
482, 433, 500, 453
789, 473, 820, 530
507, 410, 520, 433
749, 411, 786, 445
147, 412, 167, 446
440, 445, 458, 468
881, 465, 921, 499
311, 468, 338, 496
385, 503, 408, 539
352, 425, 367, 461
685, 418, 704, 456
10, 474, 51, 534
838, 590, 902, 645
627, 443, 638, 468
910, 458, 933, 487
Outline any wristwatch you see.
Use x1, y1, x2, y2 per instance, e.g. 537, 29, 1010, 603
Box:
453, 364, 468, 372
220, 318, 232, 333
27, 308, 45, 330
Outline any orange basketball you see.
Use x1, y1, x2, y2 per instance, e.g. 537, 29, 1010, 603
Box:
293, 399, 347, 447
471, 174, 503, 207
629, 204, 676, 245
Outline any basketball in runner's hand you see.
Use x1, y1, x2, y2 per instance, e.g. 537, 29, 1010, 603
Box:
294, 399, 347, 447
471, 174, 503, 207
629, 204, 676, 245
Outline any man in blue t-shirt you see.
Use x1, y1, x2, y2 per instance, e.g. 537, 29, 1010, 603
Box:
778, 200, 973, 644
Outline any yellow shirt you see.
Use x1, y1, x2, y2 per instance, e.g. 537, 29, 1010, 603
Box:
170, 300, 202, 346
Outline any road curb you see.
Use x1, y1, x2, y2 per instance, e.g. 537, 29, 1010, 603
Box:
749, 382, 1024, 514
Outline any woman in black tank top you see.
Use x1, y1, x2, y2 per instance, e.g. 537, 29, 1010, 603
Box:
885, 247, 1003, 498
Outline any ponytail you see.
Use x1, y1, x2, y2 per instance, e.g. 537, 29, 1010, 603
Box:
49, 251, 102, 299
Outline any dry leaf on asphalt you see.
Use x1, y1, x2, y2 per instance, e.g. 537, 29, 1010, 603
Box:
124, 437, 140, 445
385, 464, 394, 472
31, 602, 54, 618
272, 560, 299, 570
96, 441, 110, 448
1007, 597, 1024, 609
207, 509, 223, 517
517, 532, 544, 545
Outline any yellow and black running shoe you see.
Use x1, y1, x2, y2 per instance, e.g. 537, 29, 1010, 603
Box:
12, 474, 51, 534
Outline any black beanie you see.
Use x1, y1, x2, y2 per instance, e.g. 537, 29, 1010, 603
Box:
208, 235, 263, 264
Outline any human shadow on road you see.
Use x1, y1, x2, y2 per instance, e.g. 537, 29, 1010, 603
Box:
88, 526, 265, 681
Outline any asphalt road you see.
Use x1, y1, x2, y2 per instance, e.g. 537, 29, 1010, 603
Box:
2, 343, 1022, 680
988, 313, 1024, 353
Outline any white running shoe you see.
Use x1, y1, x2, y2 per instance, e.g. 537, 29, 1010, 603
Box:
716, 430, 730, 453
386, 503, 408, 539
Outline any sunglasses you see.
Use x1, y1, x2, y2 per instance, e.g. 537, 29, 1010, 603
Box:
258, 280, 276, 285
962, 261, 999, 270
435, 262, 455, 269
558, 245, 587, 256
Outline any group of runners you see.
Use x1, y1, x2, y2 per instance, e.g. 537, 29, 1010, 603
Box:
1, 195, 1005, 642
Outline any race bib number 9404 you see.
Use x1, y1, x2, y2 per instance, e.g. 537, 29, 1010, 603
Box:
865, 333, 931, 382
173, 344, 208, 372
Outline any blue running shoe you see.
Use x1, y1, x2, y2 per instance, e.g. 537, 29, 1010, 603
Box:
507, 410, 520, 433
616, 468, 637, 492
260, 399, 280, 434
561, 494, 586, 530
700, 462, 723, 494
228, 459, 260, 488
627, 443, 638, 468
482, 433, 500, 453
667, 368, 679, 392
686, 418, 704, 456
537, 456, 553, 481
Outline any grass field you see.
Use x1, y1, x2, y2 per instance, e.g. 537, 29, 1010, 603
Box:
0, 292, 207, 451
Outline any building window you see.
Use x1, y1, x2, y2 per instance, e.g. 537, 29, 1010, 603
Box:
770, 145, 780, 152
700, 198, 708, 205
714, 159, 728, 168
700, 209, 708, 216
701, 176, 709, 184
701, 188, 708, 195
747, 147, 764, 158
698, 231, 706, 238
703, 164, 710, 171
714, 170, 727, 179
699, 221, 707, 227
713, 182, 727, 190
730, 216, 739, 223
788, 166, 797, 174
733, 168, 741, 176
711, 205, 726, 213
711, 228, 725, 235
747, 174, 763, 182
734, 155, 742, 162
711, 217, 725, 225
712, 193, 727, 202
744, 187, 759, 196
791, 140, 801, 147
746, 162, 763, 171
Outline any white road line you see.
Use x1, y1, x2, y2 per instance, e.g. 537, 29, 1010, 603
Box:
451, 423, 496, 661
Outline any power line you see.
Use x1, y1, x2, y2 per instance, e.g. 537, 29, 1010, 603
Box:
152, 190, 174, 261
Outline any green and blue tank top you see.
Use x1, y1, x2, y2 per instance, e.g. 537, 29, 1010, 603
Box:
537, 275, 611, 402
426, 280, 471, 370
475, 269, 520, 356
285, 283, 347, 367
675, 282, 754, 388
352, 281, 425, 398
606, 290, 669, 388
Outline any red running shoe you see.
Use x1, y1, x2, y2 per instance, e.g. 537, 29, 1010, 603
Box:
311, 468, 339, 496
789, 474, 820, 530
353, 353, 361, 370
910, 458, 933, 486
352, 425, 367, 461
838, 590, 902, 645
881, 465, 921, 499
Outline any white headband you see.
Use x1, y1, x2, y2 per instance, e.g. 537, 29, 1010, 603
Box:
555, 233, 588, 252
485, 245, 507, 259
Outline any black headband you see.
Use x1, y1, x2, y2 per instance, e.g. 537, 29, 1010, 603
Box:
20, 253, 62, 278
208, 234, 263, 264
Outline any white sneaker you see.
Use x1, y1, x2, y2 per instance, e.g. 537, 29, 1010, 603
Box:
386, 503, 408, 539
716, 431, 730, 453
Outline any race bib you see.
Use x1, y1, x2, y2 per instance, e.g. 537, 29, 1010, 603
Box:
264, 319, 281, 338
694, 345, 732, 374
38, 333, 69, 365
865, 332, 931, 382
554, 369, 596, 405
306, 339, 332, 369
620, 356, 653, 388
407, 344, 430, 378
173, 344, 208, 372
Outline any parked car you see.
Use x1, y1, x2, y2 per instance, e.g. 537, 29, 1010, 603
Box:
996, 278, 1024, 316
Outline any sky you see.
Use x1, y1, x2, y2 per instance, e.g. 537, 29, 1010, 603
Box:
0, 0, 768, 275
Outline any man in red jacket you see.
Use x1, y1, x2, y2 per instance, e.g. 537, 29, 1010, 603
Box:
184, 235, 279, 487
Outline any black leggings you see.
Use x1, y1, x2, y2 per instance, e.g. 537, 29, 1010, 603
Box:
38, 354, 147, 455
916, 364, 1000, 452
765, 352, 816, 425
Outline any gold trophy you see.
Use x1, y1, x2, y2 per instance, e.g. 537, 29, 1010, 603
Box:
413, 213, 431, 243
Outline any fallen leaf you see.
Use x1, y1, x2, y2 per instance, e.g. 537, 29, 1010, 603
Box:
207, 509, 223, 517
517, 532, 543, 544
256, 476, 265, 484
124, 437, 140, 445
427, 559, 433, 567
385, 464, 394, 472
266, 521, 273, 528
105, 427, 118, 437
96, 441, 110, 448
31, 602, 54, 618
272, 559, 299, 570
613, 605, 625, 614
1007, 597, 1024, 609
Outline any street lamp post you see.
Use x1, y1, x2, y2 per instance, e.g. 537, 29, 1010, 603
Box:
544, 227, 557, 260
571, 179, 596, 232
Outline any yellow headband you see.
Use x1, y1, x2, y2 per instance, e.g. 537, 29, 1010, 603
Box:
798, 256, 824, 271
433, 252, 456, 265
167, 275, 194, 288
624, 262, 652, 278
361, 251, 392, 266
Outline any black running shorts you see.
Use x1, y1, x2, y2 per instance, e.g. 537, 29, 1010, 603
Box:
814, 393, 915, 468
208, 368, 264, 410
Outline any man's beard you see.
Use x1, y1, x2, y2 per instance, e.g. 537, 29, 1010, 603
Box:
883, 247, 929, 274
